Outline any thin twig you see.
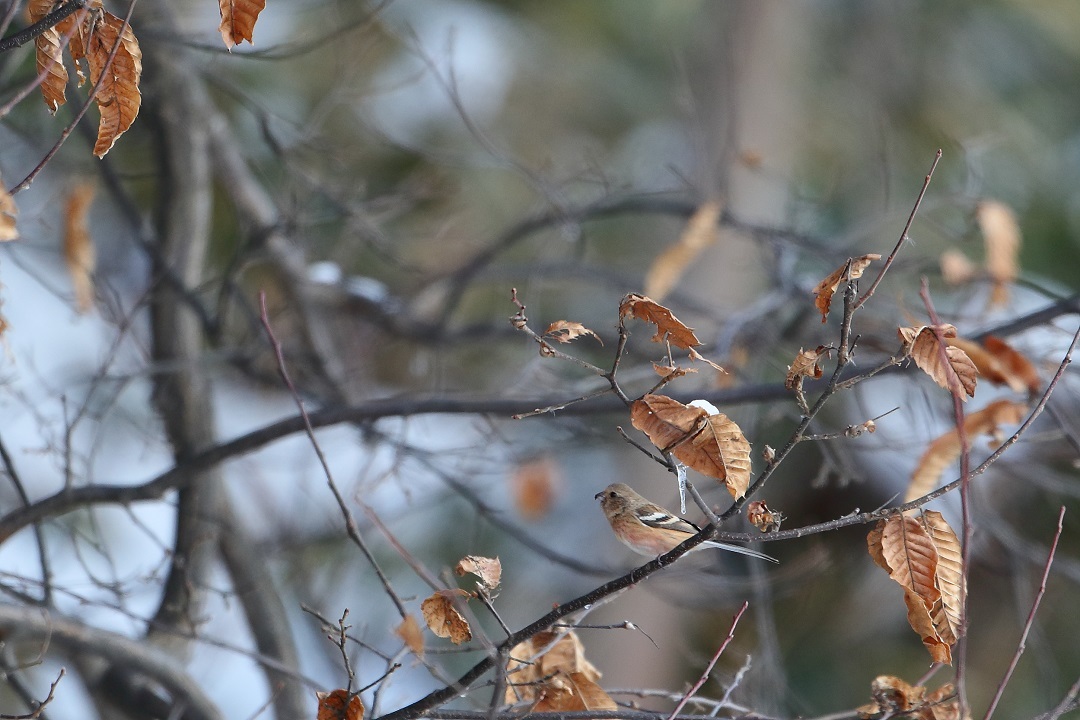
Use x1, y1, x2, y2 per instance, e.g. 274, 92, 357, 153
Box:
0, 667, 64, 720
258, 291, 408, 619
665, 601, 748, 720
982, 506, 1066, 720
854, 149, 942, 309
0, 0, 85, 53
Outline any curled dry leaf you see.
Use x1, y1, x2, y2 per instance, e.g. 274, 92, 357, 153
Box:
84, 10, 143, 158
630, 394, 751, 498
534, 671, 617, 713
920, 512, 964, 643
0, 175, 17, 242
619, 293, 701, 349
785, 345, 829, 390
34, 27, 69, 113
688, 346, 726, 373
454, 555, 501, 590
899, 324, 977, 400
881, 516, 940, 611
543, 320, 602, 345
644, 199, 723, 301
869, 513, 965, 665
394, 614, 424, 656
940, 248, 978, 286
505, 630, 602, 705
905, 398, 1028, 502
977, 200, 1021, 308
316, 689, 364, 720
220, 0, 267, 49
652, 362, 695, 380
858, 676, 961, 720
946, 335, 1039, 396
420, 589, 472, 644
747, 500, 784, 533
63, 182, 97, 313
811, 253, 880, 323
511, 456, 560, 521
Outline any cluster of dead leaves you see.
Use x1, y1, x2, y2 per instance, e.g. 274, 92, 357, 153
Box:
504, 630, 615, 712
30, 0, 142, 158
867, 512, 964, 664
630, 393, 751, 499
858, 676, 964, 720
404, 555, 502, 651
27, 1, 265, 161
941, 200, 1021, 308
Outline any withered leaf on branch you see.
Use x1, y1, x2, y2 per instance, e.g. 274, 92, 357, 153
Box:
747, 500, 784, 533
34, 26, 69, 113
543, 320, 602, 345
505, 630, 602, 705
630, 394, 751, 498
644, 200, 722, 301
899, 324, 977, 400
454, 555, 501, 590
785, 345, 829, 390
220, 0, 267, 49
394, 614, 424, 656
316, 689, 364, 720
921, 512, 964, 644
857, 676, 960, 720
0, 175, 17, 242
533, 671, 617, 713
905, 398, 1028, 502
811, 253, 880, 323
946, 335, 1040, 396
977, 200, 1021, 308
868, 513, 966, 665
85, 10, 142, 158
63, 182, 97, 313
420, 589, 472, 644
619, 293, 701, 349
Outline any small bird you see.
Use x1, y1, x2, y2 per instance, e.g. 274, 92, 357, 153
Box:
595, 483, 776, 563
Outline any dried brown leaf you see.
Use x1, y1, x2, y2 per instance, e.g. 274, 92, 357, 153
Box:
544, 320, 602, 345
0, 175, 17, 242
905, 399, 1028, 502
881, 515, 940, 611
785, 345, 828, 390
811, 253, 880, 323
688, 346, 726, 373
534, 671, 616, 713
899, 324, 977, 400
84, 11, 142, 158
644, 200, 722, 301
219, 0, 267, 49
34, 27, 69, 113
505, 631, 601, 705
619, 293, 701, 349
63, 182, 96, 312
630, 394, 751, 497
921, 511, 964, 644
903, 587, 953, 664
977, 200, 1021, 308
940, 249, 978, 285
866, 520, 890, 573
511, 457, 560, 521
316, 689, 364, 720
454, 555, 501, 590
420, 589, 472, 644
630, 394, 707, 453
747, 500, 784, 533
982, 336, 1040, 396
652, 362, 695, 379
395, 614, 425, 656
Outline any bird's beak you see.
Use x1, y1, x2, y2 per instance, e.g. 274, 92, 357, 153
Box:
593, 490, 604, 500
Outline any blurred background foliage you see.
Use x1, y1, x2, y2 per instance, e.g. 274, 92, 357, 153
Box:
2, 0, 1079, 718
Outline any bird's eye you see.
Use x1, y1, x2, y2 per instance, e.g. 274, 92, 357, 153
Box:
608, 491, 617, 498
